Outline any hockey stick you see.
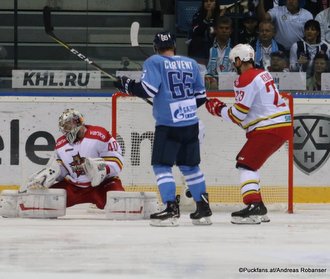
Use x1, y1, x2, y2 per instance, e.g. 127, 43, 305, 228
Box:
43, 6, 153, 106
130, 21, 151, 59
130, 21, 140, 47
43, 6, 117, 81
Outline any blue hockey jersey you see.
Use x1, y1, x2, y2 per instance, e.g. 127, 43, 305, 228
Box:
140, 54, 206, 127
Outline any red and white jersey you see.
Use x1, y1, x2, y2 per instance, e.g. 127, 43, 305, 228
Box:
221, 68, 292, 133
55, 125, 123, 187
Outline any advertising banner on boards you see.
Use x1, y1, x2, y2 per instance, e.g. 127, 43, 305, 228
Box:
12, 70, 101, 89
0, 95, 329, 192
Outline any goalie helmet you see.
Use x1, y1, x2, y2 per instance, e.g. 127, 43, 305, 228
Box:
229, 44, 255, 64
153, 31, 176, 52
58, 108, 85, 144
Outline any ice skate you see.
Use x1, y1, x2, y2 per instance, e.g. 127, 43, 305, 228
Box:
190, 193, 212, 225
150, 195, 180, 227
231, 201, 270, 224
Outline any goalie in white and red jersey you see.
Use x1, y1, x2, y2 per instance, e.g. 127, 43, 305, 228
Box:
26, 108, 125, 209
206, 44, 292, 225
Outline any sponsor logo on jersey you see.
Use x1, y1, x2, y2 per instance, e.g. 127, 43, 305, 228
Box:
170, 99, 197, 123
294, 114, 330, 174
89, 130, 106, 140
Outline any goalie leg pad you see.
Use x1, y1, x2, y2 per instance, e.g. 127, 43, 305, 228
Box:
105, 192, 159, 220
0, 190, 19, 218
18, 189, 67, 218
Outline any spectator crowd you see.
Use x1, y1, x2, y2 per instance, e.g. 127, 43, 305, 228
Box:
185, 0, 330, 90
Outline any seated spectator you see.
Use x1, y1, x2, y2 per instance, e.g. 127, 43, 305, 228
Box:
238, 11, 259, 44
306, 52, 330, 91
188, 0, 221, 65
268, 51, 289, 72
257, 0, 313, 51
290, 19, 330, 78
206, 16, 234, 76
315, 7, 330, 45
251, 20, 285, 70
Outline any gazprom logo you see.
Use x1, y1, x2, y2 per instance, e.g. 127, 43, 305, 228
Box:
174, 105, 185, 120
294, 114, 330, 174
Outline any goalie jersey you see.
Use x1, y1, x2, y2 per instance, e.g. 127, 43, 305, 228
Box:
55, 125, 123, 187
140, 54, 206, 127
221, 68, 292, 133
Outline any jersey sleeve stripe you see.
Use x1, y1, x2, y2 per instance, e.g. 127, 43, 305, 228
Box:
141, 81, 157, 97
228, 107, 244, 124
234, 103, 250, 114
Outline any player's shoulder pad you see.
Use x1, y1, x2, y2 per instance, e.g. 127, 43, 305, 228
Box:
85, 125, 111, 142
234, 68, 264, 88
55, 135, 68, 149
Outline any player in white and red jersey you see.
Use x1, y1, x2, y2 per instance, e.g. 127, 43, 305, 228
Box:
27, 108, 124, 209
206, 44, 292, 224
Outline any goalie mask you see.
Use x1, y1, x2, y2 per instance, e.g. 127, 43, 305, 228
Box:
59, 109, 85, 144
153, 31, 176, 53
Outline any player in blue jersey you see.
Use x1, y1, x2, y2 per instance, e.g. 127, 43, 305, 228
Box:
114, 31, 212, 227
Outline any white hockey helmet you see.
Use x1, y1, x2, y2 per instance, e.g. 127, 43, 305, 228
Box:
229, 44, 255, 64
58, 108, 85, 144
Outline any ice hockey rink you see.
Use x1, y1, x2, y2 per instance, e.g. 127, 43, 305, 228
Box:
1, 204, 330, 279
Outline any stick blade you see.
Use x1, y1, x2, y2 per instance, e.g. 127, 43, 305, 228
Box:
43, 6, 54, 34
130, 21, 140, 47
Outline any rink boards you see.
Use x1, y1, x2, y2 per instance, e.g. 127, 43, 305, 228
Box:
0, 93, 329, 204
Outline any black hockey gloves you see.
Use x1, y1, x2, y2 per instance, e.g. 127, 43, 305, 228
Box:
113, 76, 135, 95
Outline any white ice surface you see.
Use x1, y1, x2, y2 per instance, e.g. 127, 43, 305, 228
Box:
1, 205, 330, 279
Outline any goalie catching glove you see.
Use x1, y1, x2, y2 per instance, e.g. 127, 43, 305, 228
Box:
82, 158, 109, 187
205, 98, 227, 117
113, 76, 135, 95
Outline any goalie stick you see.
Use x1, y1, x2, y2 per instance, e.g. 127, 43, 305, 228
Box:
43, 6, 153, 106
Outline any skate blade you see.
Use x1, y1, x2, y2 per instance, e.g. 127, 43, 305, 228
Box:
192, 217, 212, 226
260, 214, 270, 222
231, 215, 261, 225
149, 217, 179, 227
